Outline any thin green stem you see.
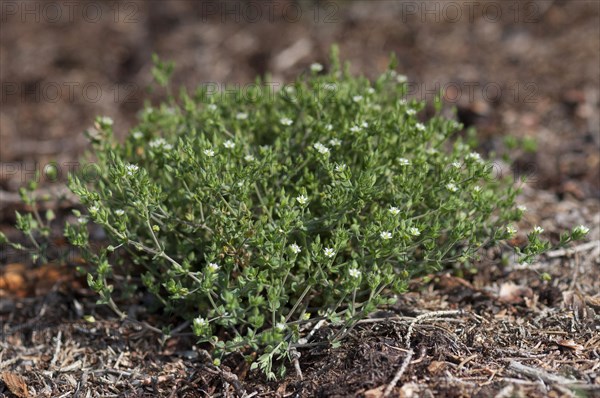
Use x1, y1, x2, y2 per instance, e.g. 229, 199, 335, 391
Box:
285, 284, 312, 323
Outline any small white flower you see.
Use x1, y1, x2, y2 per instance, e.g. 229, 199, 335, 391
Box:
323, 83, 337, 91
348, 268, 361, 278
466, 152, 482, 162
236, 112, 248, 120
313, 143, 330, 155
380, 231, 392, 240
99, 116, 113, 126
406, 109, 416, 116
324, 247, 336, 258
207, 104, 218, 111
223, 140, 235, 149
329, 138, 342, 147
125, 164, 139, 176
193, 317, 208, 328
367, 87, 375, 94
290, 243, 301, 254
203, 149, 215, 157
473, 185, 482, 192
426, 147, 438, 155
415, 123, 426, 131
207, 262, 220, 272
275, 322, 286, 331
398, 158, 410, 166
244, 154, 255, 162
533, 226, 544, 234
132, 131, 143, 139
310, 63, 323, 73
350, 125, 361, 133
89, 205, 99, 214
296, 195, 309, 206
409, 227, 421, 237
452, 161, 462, 169
149, 138, 172, 150
396, 74, 408, 83
280, 117, 293, 126
389, 206, 400, 215
352, 95, 363, 102
574, 225, 590, 235
361, 122, 369, 128
325, 124, 333, 131
335, 163, 347, 172
115, 209, 125, 217
506, 225, 517, 236
77, 217, 87, 224
446, 182, 458, 192
398, 99, 407, 106
518, 205, 527, 212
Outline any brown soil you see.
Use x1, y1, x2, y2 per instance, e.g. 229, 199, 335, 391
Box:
1, 1, 599, 397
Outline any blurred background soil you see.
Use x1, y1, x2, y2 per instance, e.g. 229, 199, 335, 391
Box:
1, 0, 599, 206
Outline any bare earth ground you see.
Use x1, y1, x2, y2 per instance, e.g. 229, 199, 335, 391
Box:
1, 1, 599, 397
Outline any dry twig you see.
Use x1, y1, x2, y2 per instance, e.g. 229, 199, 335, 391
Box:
50, 330, 62, 369
508, 361, 597, 391
383, 310, 464, 397
546, 240, 599, 258
383, 349, 413, 397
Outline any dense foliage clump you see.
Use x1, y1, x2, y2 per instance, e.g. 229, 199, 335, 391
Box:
6, 52, 587, 379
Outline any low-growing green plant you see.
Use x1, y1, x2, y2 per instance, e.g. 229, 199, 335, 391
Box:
5, 51, 588, 379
